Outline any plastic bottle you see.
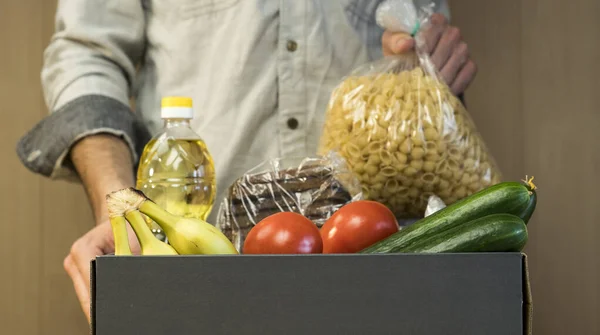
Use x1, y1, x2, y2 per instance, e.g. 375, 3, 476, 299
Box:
136, 97, 216, 239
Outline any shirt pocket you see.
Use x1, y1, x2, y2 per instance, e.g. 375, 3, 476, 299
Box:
151, 0, 241, 21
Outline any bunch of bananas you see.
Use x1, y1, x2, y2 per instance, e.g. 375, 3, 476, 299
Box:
107, 188, 238, 256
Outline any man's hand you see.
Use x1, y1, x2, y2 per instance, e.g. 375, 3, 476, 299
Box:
65, 134, 138, 322
64, 220, 140, 322
382, 13, 477, 95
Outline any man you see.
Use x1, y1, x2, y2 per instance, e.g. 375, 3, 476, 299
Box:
17, 0, 476, 321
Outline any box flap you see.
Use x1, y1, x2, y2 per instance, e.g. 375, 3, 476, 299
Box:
90, 259, 96, 335
522, 253, 533, 335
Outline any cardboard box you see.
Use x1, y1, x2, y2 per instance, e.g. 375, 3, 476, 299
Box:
91, 253, 532, 335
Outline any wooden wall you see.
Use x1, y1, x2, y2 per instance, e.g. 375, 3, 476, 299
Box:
451, 1, 600, 334
1, 0, 91, 334
1, 0, 598, 334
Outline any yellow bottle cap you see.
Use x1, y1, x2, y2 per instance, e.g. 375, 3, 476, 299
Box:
161, 96, 193, 108
161, 96, 193, 119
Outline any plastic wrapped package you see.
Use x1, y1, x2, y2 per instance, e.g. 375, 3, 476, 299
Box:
318, 0, 501, 218
215, 153, 363, 252
399, 193, 448, 227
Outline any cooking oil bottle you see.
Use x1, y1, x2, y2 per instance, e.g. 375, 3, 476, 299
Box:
136, 96, 216, 240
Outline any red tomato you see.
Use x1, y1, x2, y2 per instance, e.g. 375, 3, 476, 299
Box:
320, 200, 399, 253
243, 212, 323, 254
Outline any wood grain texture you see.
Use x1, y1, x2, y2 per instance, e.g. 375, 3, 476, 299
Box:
452, 0, 600, 334
40, 180, 92, 335
37, 0, 93, 333
520, 1, 600, 334
1, 0, 91, 333
0, 0, 43, 333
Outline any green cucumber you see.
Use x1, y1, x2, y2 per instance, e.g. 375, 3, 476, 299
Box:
361, 181, 535, 254
517, 187, 537, 224
399, 214, 528, 253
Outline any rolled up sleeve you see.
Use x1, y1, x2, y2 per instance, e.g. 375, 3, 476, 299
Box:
16, 0, 150, 181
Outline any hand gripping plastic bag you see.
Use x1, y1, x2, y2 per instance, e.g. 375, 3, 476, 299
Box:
318, 0, 501, 218
215, 153, 363, 251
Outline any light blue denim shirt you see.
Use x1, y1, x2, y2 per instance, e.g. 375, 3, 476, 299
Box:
17, 0, 449, 222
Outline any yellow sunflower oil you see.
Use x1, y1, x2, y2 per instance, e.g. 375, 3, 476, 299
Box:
136, 97, 216, 240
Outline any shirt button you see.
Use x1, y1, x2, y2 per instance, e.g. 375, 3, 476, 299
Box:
286, 40, 298, 52
287, 118, 299, 130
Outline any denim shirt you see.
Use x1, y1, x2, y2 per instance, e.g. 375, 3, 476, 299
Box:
17, 0, 449, 222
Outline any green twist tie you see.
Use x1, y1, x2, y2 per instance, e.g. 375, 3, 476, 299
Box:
411, 22, 421, 37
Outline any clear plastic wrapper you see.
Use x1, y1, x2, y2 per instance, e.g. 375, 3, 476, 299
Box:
215, 153, 363, 252
424, 194, 446, 217
399, 194, 446, 227
318, 0, 501, 218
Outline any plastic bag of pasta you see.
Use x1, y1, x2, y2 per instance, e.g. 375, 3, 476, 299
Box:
318, 0, 501, 218
215, 152, 363, 252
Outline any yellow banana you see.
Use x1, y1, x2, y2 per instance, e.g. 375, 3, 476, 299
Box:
125, 209, 179, 256
138, 199, 238, 255
109, 216, 133, 256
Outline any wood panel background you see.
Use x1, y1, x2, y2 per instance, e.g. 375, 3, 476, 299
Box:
1, 0, 598, 334
1, 0, 91, 334
451, 1, 600, 334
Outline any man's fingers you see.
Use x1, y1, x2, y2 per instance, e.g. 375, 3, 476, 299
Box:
381, 30, 394, 55
70, 238, 94, 287
431, 26, 461, 70
451, 60, 478, 95
380, 12, 476, 96
440, 41, 469, 86
67, 224, 111, 322
64, 255, 91, 322
126, 223, 142, 255
382, 30, 415, 56
421, 13, 447, 54
394, 37, 415, 54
